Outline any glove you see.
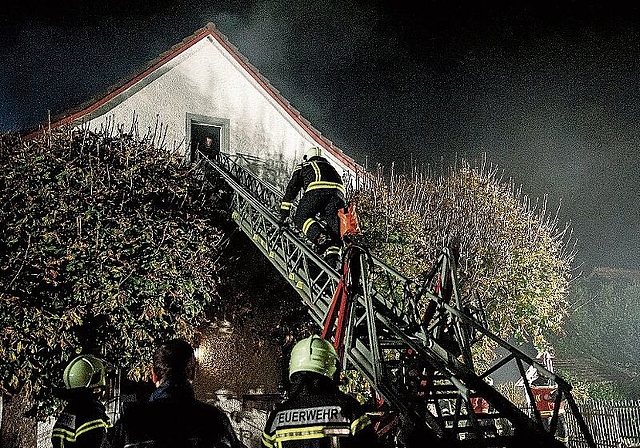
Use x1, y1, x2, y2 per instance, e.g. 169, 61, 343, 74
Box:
279, 209, 290, 229
278, 217, 289, 231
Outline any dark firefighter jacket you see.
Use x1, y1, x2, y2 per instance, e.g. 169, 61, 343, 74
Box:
280, 156, 345, 219
261, 388, 378, 448
51, 389, 111, 448
106, 380, 245, 448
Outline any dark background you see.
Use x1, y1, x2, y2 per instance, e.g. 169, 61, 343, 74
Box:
1, 0, 638, 273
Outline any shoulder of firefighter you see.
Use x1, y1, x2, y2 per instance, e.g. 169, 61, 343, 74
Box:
107, 399, 245, 448
51, 400, 111, 448
261, 392, 378, 448
280, 159, 345, 218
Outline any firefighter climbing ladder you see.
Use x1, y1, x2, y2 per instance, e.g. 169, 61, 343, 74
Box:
200, 152, 596, 448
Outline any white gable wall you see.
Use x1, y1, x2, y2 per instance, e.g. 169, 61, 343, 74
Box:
77, 35, 351, 178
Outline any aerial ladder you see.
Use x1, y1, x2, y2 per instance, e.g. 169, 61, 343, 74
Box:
200, 151, 596, 448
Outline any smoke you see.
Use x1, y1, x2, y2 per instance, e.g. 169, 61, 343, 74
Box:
1, 0, 638, 270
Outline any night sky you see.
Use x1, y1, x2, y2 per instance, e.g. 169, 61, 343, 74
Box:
1, 1, 638, 273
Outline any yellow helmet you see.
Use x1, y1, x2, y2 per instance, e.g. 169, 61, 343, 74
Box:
289, 335, 338, 379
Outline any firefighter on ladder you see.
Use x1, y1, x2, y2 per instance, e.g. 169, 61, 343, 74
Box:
279, 146, 345, 267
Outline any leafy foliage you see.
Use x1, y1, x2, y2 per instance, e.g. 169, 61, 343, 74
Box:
354, 157, 574, 354
0, 128, 228, 414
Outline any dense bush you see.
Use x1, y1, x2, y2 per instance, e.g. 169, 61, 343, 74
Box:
0, 127, 228, 415
355, 158, 574, 357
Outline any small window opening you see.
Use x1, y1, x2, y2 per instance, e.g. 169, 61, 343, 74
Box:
191, 124, 221, 162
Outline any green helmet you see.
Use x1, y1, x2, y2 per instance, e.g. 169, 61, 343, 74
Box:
289, 335, 338, 379
63, 354, 107, 390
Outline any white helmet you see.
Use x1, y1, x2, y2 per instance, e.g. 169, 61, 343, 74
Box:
305, 146, 322, 159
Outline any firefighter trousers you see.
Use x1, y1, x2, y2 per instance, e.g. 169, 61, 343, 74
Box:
293, 189, 345, 254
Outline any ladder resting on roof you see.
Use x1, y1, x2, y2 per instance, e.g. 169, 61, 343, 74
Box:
200, 151, 596, 448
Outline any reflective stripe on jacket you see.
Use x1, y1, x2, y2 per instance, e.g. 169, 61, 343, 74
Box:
261, 390, 377, 448
52, 418, 110, 444
51, 395, 111, 448
280, 157, 345, 214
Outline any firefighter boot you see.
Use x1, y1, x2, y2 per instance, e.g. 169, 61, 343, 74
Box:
314, 232, 341, 270
323, 245, 342, 271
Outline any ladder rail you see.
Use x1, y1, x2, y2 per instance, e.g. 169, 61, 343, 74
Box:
200, 151, 596, 448
201, 152, 338, 318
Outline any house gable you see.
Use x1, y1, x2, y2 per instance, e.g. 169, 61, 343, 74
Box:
29, 23, 362, 179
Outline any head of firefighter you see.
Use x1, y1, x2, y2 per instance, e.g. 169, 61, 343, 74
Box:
52, 354, 111, 448
303, 145, 323, 161
261, 335, 381, 448
289, 334, 339, 382
63, 354, 108, 394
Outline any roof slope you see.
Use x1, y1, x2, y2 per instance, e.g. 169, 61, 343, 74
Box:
27, 23, 361, 172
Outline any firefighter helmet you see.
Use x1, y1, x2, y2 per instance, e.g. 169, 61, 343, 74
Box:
289, 335, 338, 379
63, 354, 107, 390
305, 146, 323, 159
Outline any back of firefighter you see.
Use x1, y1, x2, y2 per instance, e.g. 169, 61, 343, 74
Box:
280, 146, 345, 266
107, 338, 245, 448
52, 354, 111, 448
261, 335, 380, 448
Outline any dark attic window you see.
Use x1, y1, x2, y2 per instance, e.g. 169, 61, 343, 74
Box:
190, 123, 221, 162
